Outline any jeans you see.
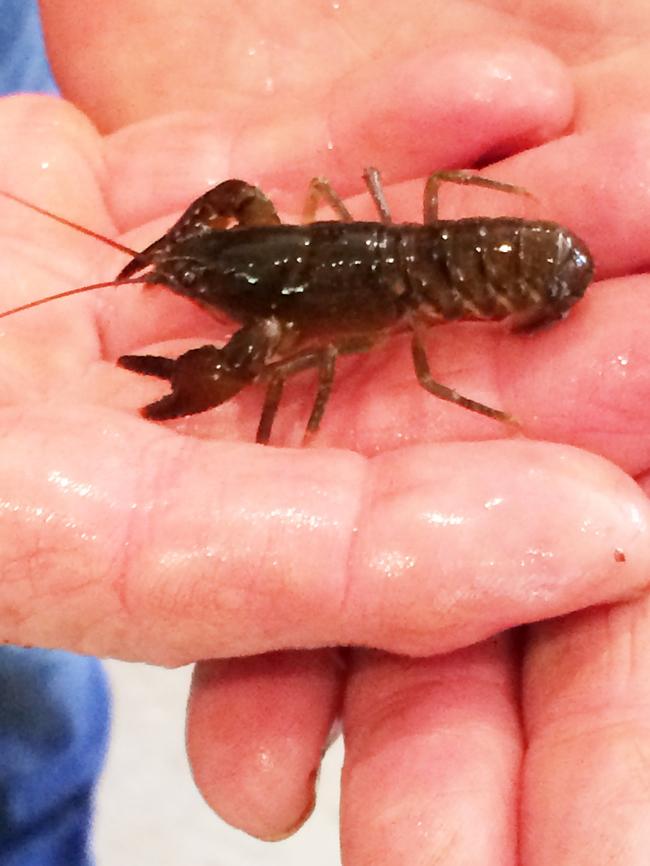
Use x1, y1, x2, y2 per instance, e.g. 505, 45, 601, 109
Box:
0, 647, 110, 866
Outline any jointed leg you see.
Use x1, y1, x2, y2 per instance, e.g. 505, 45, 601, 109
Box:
362, 167, 392, 224
422, 170, 534, 223
304, 346, 338, 442
258, 335, 382, 443
256, 376, 285, 445
303, 168, 394, 225
257, 347, 339, 444
411, 329, 516, 423
303, 177, 353, 223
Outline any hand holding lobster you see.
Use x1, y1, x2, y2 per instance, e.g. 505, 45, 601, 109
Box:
4, 2, 650, 864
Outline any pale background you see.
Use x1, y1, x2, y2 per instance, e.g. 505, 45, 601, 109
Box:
94, 661, 344, 866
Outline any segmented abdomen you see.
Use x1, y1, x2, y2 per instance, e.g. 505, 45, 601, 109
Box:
401, 218, 594, 323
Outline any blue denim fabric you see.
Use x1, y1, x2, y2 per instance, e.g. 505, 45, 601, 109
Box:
0, 0, 57, 95
0, 647, 110, 866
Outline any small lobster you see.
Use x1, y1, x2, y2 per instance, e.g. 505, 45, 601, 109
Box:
0, 168, 594, 444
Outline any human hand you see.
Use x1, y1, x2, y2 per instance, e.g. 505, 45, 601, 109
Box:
2, 2, 650, 863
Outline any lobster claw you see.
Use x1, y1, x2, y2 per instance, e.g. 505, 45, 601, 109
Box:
118, 343, 260, 421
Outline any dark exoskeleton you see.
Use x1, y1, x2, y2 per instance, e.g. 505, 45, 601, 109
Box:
113, 168, 593, 443
0, 170, 594, 444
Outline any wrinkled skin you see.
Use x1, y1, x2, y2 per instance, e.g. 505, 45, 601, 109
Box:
0, 0, 649, 862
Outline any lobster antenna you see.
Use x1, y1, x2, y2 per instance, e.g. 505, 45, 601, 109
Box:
0, 278, 146, 319
0, 190, 138, 257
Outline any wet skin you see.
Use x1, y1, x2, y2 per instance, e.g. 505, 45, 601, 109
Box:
3, 1, 650, 863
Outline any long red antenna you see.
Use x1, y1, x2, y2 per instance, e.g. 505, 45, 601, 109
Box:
0, 278, 146, 319
0, 190, 138, 257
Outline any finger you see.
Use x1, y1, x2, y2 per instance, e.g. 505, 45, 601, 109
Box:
575, 40, 650, 129
0, 409, 646, 665
186, 649, 343, 840
42, 0, 573, 174
341, 639, 520, 866
522, 596, 650, 866
503, 275, 650, 475
101, 40, 571, 224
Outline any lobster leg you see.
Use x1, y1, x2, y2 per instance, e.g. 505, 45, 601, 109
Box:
303, 168, 393, 224
303, 177, 353, 223
422, 170, 533, 223
304, 346, 338, 441
256, 348, 337, 444
257, 336, 378, 444
362, 167, 392, 224
410, 328, 515, 423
